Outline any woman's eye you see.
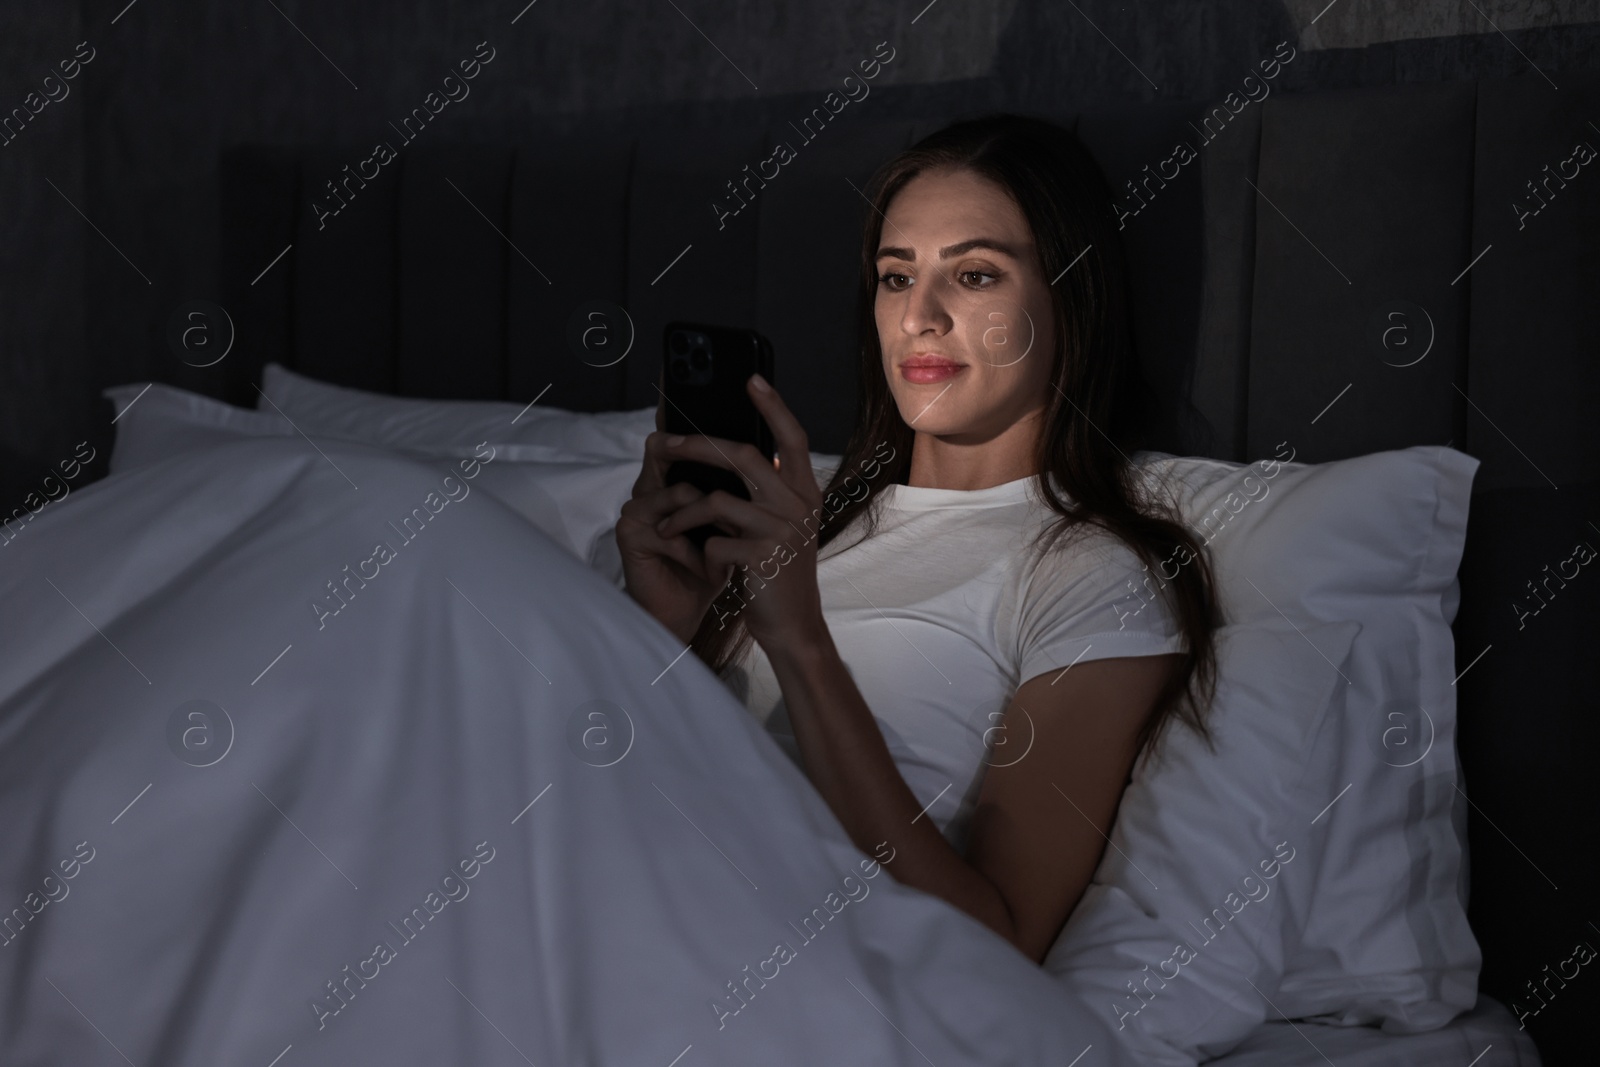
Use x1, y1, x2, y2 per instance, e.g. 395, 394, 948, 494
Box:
877, 268, 997, 291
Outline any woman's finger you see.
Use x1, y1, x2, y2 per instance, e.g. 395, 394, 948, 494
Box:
652, 531, 713, 584
621, 480, 703, 524
619, 482, 713, 581
657, 434, 798, 511
616, 508, 713, 584
633, 430, 692, 495
656, 488, 788, 544
743, 374, 817, 502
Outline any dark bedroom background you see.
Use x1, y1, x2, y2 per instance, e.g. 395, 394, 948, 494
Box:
3, 1, 1597, 506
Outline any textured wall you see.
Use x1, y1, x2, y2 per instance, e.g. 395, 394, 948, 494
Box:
69, 0, 1017, 445
3, 0, 1599, 510
0, 7, 89, 503
1286, 0, 1600, 49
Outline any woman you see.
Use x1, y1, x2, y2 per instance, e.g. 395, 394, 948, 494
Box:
617, 113, 1221, 967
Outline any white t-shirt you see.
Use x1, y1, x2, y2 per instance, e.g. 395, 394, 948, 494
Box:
720, 472, 1186, 856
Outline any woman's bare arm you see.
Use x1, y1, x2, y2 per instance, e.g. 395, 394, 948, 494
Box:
769, 624, 1180, 964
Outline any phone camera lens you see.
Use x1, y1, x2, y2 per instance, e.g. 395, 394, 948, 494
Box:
690, 346, 709, 371
669, 331, 689, 355
668, 359, 690, 383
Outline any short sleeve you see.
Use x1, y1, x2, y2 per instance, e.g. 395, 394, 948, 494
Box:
1010, 530, 1186, 686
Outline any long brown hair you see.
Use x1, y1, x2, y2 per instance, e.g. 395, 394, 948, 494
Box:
689, 113, 1222, 756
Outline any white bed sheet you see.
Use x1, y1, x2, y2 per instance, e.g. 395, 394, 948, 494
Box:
0, 436, 1134, 1066
1206, 995, 1539, 1066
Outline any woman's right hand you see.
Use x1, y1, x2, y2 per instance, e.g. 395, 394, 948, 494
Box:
617, 422, 732, 645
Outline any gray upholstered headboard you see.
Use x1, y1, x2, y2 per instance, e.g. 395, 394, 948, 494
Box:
214, 71, 1599, 1057
215, 95, 1219, 459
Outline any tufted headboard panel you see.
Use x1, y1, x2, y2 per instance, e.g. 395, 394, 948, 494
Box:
216, 97, 1216, 458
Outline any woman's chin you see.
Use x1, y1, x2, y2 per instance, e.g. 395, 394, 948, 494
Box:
894, 410, 965, 438
892, 381, 966, 420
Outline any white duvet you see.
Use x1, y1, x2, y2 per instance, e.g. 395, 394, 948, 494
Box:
0, 437, 1127, 1066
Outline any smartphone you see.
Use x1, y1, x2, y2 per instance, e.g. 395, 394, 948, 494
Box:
661, 321, 776, 549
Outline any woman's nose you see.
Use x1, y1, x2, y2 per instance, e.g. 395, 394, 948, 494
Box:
901, 271, 953, 335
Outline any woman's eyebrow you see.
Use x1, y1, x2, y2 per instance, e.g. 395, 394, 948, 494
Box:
874, 238, 1023, 262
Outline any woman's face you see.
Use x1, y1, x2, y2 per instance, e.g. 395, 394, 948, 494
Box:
874, 166, 1057, 446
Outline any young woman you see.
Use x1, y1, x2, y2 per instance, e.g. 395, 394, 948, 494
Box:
617, 113, 1221, 967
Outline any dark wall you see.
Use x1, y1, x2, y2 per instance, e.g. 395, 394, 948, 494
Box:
0, 7, 89, 509
2, 0, 1597, 501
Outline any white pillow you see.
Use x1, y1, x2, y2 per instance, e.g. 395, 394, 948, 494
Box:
103, 383, 292, 474
1129, 445, 1479, 1033
258, 362, 657, 460
1045, 617, 1362, 1064
114, 373, 847, 586
258, 362, 846, 472
256, 364, 848, 567
102, 383, 634, 567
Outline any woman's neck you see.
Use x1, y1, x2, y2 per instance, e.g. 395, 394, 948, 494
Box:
905, 415, 1042, 490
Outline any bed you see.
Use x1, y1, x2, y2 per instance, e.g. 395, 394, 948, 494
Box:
0, 396, 1541, 1066
5, 69, 1594, 1065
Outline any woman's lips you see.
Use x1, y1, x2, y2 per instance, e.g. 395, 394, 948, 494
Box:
900, 362, 966, 384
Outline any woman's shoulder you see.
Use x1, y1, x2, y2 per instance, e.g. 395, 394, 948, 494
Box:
1005, 512, 1185, 655
1011, 515, 1171, 621
1021, 510, 1145, 576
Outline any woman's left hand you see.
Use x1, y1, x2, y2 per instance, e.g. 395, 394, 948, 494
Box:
654, 374, 828, 651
